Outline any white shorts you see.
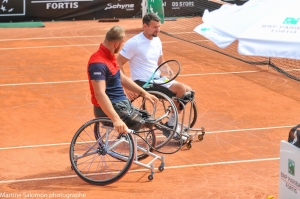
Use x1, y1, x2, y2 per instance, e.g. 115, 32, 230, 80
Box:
151, 76, 177, 89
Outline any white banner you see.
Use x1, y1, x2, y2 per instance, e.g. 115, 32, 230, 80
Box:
279, 141, 300, 199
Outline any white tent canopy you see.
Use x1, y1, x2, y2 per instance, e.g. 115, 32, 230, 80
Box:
194, 0, 300, 60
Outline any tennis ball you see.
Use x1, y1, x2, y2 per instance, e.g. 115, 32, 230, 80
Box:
267, 196, 274, 199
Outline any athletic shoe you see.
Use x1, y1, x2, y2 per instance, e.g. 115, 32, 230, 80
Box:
163, 122, 186, 141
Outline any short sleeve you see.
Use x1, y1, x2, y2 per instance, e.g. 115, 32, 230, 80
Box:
120, 38, 138, 60
88, 63, 108, 80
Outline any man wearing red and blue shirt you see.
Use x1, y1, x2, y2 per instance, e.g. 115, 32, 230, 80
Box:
87, 26, 157, 133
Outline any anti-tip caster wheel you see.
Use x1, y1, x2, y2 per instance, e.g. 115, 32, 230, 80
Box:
198, 134, 204, 141
158, 166, 164, 172
187, 143, 192, 149
148, 175, 154, 181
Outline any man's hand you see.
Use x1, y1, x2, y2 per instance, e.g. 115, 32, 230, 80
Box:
160, 65, 173, 79
143, 92, 158, 104
112, 118, 128, 134
166, 66, 174, 78
124, 89, 139, 101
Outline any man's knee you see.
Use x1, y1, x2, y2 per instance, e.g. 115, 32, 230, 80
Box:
169, 82, 186, 97
185, 85, 192, 92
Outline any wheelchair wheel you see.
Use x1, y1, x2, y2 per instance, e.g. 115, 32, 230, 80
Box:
70, 118, 134, 185
134, 129, 156, 160
189, 101, 198, 128
132, 91, 181, 153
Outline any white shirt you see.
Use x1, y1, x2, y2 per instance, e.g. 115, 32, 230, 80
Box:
120, 32, 163, 82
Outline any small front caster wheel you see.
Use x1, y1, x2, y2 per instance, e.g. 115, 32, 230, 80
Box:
148, 175, 154, 181
158, 166, 164, 172
187, 143, 192, 149
198, 134, 204, 141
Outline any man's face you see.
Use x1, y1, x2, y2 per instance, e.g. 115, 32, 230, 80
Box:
144, 20, 160, 37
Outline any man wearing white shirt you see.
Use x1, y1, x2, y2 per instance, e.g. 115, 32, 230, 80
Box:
117, 13, 193, 137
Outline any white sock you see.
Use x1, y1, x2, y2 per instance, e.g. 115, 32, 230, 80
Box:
167, 113, 176, 126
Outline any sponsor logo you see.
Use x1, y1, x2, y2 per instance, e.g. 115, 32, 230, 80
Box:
104, 3, 134, 11
288, 159, 295, 176
172, 1, 194, 9
283, 18, 300, 25
46, 2, 78, 9
31, 0, 93, 10
0, 0, 25, 16
201, 28, 210, 31
93, 72, 102, 75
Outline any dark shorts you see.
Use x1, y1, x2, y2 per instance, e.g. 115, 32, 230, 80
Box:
93, 99, 133, 118
93, 99, 154, 131
134, 80, 175, 99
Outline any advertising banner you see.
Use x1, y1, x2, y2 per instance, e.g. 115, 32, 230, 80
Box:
279, 141, 300, 199
163, 0, 196, 17
0, 0, 245, 22
0, 0, 142, 22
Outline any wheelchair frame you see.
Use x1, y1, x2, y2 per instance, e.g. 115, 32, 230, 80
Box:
70, 90, 205, 185
132, 90, 205, 149
172, 93, 206, 149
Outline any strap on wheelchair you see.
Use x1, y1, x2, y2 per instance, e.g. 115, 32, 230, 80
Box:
177, 91, 195, 110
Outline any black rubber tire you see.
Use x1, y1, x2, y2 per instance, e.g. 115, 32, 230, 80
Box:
70, 118, 134, 185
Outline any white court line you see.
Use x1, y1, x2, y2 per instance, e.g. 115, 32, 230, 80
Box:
205, 125, 295, 134
0, 41, 177, 50
0, 157, 279, 184
0, 34, 137, 42
0, 80, 87, 87
0, 35, 104, 42
0, 44, 99, 50
0, 71, 262, 87
179, 70, 261, 76
0, 125, 294, 151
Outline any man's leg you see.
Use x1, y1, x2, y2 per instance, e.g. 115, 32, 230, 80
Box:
93, 100, 131, 118
169, 82, 192, 99
167, 82, 192, 126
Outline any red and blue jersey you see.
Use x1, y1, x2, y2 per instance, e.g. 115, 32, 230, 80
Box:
87, 44, 126, 107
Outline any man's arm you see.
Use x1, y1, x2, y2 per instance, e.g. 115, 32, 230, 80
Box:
157, 55, 164, 66
117, 54, 129, 74
91, 80, 128, 133
119, 71, 157, 103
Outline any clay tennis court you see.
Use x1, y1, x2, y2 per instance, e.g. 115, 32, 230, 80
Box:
1, 18, 300, 199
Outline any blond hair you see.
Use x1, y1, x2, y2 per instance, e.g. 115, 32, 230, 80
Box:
105, 26, 125, 41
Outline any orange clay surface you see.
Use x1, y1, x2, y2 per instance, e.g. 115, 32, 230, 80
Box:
0, 19, 300, 199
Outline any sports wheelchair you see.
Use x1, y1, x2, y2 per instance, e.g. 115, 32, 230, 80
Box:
132, 81, 205, 149
69, 87, 205, 185
69, 91, 185, 185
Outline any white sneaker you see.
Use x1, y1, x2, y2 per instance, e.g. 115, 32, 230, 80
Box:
175, 124, 188, 141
